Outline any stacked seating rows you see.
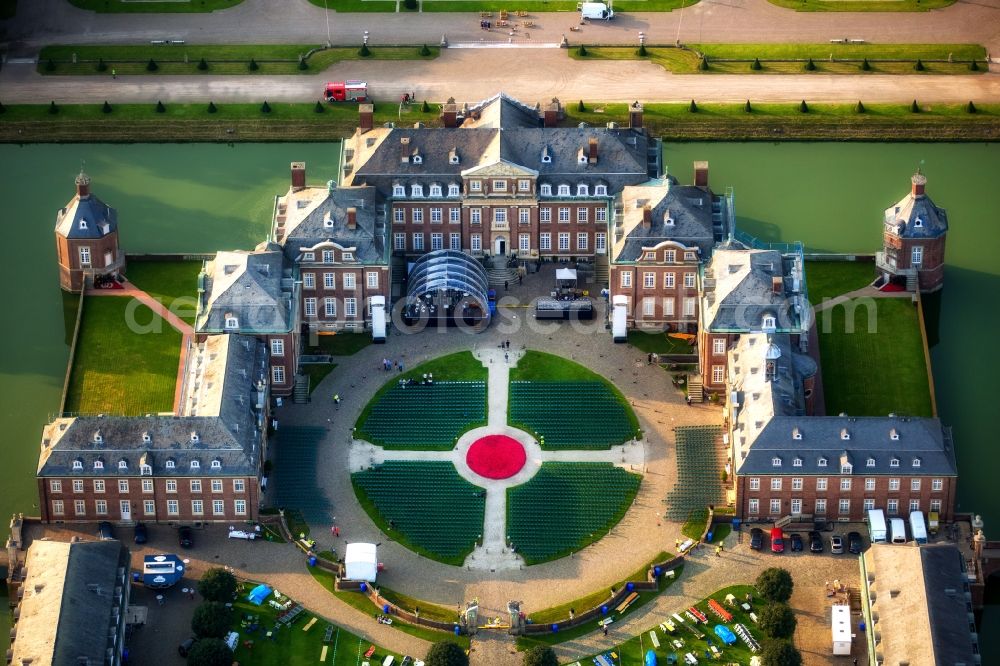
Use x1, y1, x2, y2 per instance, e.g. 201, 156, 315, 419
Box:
664, 426, 726, 521
508, 381, 635, 449
359, 381, 486, 449
506, 462, 642, 563
352, 461, 485, 560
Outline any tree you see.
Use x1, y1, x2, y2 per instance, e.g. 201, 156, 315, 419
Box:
522, 646, 558, 666
249, 58, 259, 71
197, 57, 209, 71
689, 100, 698, 113
156, 100, 166, 113
914, 58, 925, 71
146, 58, 158, 72
756, 567, 794, 602
420, 44, 432, 57
314, 100, 325, 113
577, 45, 588, 57
102, 100, 112, 114
804, 58, 816, 71
699, 56, 709, 71
261, 100, 272, 113
359, 43, 371, 57
186, 638, 232, 666
425, 641, 468, 666
750, 57, 761, 70
422, 99, 431, 113
758, 602, 797, 639
638, 44, 648, 57
298, 57, 309, 70
967, 100, 977, 114
861, 58, 871, 71
207, 101, 218, 114
855, 100, 866, 113
96, 57, 107, 72
969, 59, 979, 71
743, 100, 752, 113
49, 101, 59, 115
578, 99, 585, 112
798, 100, 808, 113
911, 99, 920, 113
191, 601, 230, 638
197, 568, 237, 602
760, 639, 802, 666
0, 101, 6, 115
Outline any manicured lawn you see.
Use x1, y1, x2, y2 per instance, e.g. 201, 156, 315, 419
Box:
819, 298, 932, 417
805, 261, 876, 306
227, 582, 403, 666
69, 0, 244, 12
767, 0, 954, 11
681, 508, 709, 540
124, 260, 201, 324
38, 44, 439, 76
306, 333, 372, 356
65, 297, 181, 415
627, 331, 695, 355
310, 0, 693, 13
303, 363, 337, 395
574, 584, 759, 666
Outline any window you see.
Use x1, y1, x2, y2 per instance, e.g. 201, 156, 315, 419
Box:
576, 233, 588, 251
663, 272, 675, 289
270, 339, 284, 356
412, 233, 424, 251
94, 460, 104, 471
558, 208, 570, 223
909, 499, 920, 512
596, 207, 607, 223
577, 208, 588, 223
302, 252, 315, 262
620, 271, 632, 288
890, 457, 900, 468
685, 251, 696, 261
519, 208, 530, 225
683, 298, 696, 317
793, 457, 803, 467
95, 499, 107, 515
748, 498, 759, 514
450, 233, 461, 250
770, 478, 782, 490
320, 273, 334, 289
867, 457, 876, 468
772, 457, 782, 468
558, 184, 571, 196
192, 500, 204, 515
840, 478, 852, 491
540, 184, 552, 196
642, 298, 655, 317
471, 234, 482, 252
50, 480, 62, 493
429, 184, 442, 197
791, 498, 802, 514
765, 499, 779, 514
839, 499, 851, 515
540, 208, 551, 223
411, 184, 424, 198
665, 250, 676, 263
72, 460, 83, 471
865, 478, 876, 491
393, 184, 405, 197
792, 477, 803, 491
393, 208, 405, 223
118, 460, 128, 471
931, 478, 943, 491
595, 184, 608, 196
303, 273, 315, 289
431, 233, 443, 251
79, 246, 92, 267
818, 457, 828, 468
448, 184, 460, 197
643, 272, 656, 288
94, 480, 105, 493
471, 209, 481, 225
817, 478, 828, 491
52, 500, 64, 516
324, 298, 336, 317
394, 233, 406, 250
449, 207, 460, 224
345, 298, 357, 317
577, 184, 589, 196
430, 207, 442, 224
888, 499, 899, 515
144, 500, 155, 515
304, 297, 317, 317
911, 245, 924, 265
322, 250, 334, 263
494, 208, 507, 225
889, 478, 901, 491
519, 234, 530, 253
167, 500, 179, 515
75, 500, 86, 516
749, 478, 760, 491
114, 480, 127, 494
166, 480, 177, 493
711, 365, 724, 384
713, 338, 726, 355
234, 479, 245, 493
683, 272, 696, 288
864, 499, 875, 511
930, 499, 942, 512
211, 479, 223, 493
493, 180, 507, 192
213, 499, 225, 515
540, 234, 551, 251
142, 479, 153, 493
412, 209, 423, 224
190, 479, 202, 493
911, 478, 921, 491
912, 458, 921, 468
235, 499, 247, 515
558, 233, 570, 251
469, 180, 481, 192
272, 365, 286, 384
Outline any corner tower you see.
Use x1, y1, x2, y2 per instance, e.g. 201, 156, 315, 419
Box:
877, 171, 948, 292
54, 171, 123, 292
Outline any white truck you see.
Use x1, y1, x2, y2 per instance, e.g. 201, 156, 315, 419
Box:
579, 2, 614, 19
867, 508, 887, 543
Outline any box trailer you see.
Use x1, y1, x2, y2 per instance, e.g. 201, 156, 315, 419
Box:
578, 2, 614, 19
867, 508, 887, 544
890, 517, 907, 544
831, 605, 852, 655
371, 295, 387, 343
611, 295, 628, 342
909, 510, 928, 544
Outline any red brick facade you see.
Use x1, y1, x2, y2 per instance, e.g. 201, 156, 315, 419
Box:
300, 262, 391, 332
610, 247, 700, 330
56, 232, 124, 292
882, 232, 947, 292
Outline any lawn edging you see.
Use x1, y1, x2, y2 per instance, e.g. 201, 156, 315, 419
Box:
58, 290, 86, 415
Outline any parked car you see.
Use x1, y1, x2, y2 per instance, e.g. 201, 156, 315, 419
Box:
401, 658, 414, 666
789, 533, 803, 552
750, 528, 764, 551
134, 522, 148, 544
178, 637, 196, 657
98, 521, 115, 541
847, 531, 864, 555
809, 530, 824, 553
770, 527, 785, 553
830, 534, 845, 554
178, 525, 193, 549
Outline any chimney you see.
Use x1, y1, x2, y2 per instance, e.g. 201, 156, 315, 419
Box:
588, 137, 598, 164
442, 98, 458, 128
544, 98, 562, 128
772, 276, 783, 295
359, 103, 374, 132
911, 171, 927, 198
75, 171, 91, 199
642, 205, 652, 229
290, 162, 306, 191
693, 161, 709, 188
629, 101, 643, 130
347, 207, 357, 230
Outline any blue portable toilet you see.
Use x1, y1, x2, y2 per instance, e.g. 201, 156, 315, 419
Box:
645, 650, 658, 666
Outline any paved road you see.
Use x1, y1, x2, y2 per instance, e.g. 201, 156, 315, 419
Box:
2, 0, 1000, 54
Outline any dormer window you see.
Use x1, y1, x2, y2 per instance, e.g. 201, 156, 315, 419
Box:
411, 184, 423, 197
577, 150, 588, 165
867, 457, 876, 467
190, 431, 200, 444
429, 184, 442, 197
762, 315, 777, 332
303, 252, 315, 262
840, 428, 851, 441
392, 185, 405, 197
165, 459, 176, 469
447, 183, 460, 197
540, 184, 552, 196
412, 154, 422, 165
225, 316, 239, 330
118, 460, 128, 470
912, 458, 921, 468
79, 219, 88, 230
94, 460, 104, 470
72, 460, 83, 471
342, 252, 354, 261
211, 460, 222, 470
140, 464, 152, 476
323, 212, 334, 228
190, 460, 200, 470
449, 149, 460, 165
665, 212, 675, 226
595, 185, 607, 196
818, 457, 828, 467
792, 427, 802, 440
771, 457, 782, 467
577, 184, 589, 197
841, 463, 853, 474
890, 457, 900, 468
890, 428, 899, 441
792, 457, 802, 467
914, 217, 923, 228
557, 184, 571, 197
142, 432, 152, 444
93, 431, 103, 444
644, 252, 656, 261
541, 150, 552, 164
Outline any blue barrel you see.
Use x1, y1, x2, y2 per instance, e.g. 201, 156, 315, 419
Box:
308, 556, 317, 567
626, 582, 635, 592
601, 605, 609, 615
383, 604, 390, 613
654, 566, 662, 577
360, 582, 367, 592
551, 624, 559, 633
454, 625, 461, 636
707, 530, 714, 542
645, 650, 657, 666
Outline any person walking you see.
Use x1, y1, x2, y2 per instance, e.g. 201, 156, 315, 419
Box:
715, 545, 722, 557
112, 68, 116, 79
504, 280, 509, 291
603, 625, 608, 636
398, 360, 404, 372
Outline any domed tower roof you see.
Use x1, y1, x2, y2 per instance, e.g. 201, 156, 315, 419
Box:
55, 172, 118, 240
765, 341, 782, 361
883, 170, 948, 240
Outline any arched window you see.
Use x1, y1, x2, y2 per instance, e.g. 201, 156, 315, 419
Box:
594, 184, 608, 196
540, 184, 552, 197
429, 184, 442, 197
411, 184, 424, 197
392, 184, 405, 197
557, 184, 571, 197
447, 183, 460, 197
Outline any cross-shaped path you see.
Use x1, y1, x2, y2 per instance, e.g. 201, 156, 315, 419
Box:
349, 347, 645, 570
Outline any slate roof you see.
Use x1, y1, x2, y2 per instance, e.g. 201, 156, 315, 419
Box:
279, 184, 387, 265
701, 247, 805, 333
460, 92, 542, 130
197, 247, 295, 334
39, 335, 267, 478
12, 539, 130, 666
884, 174, 948, 240
614, 177, 719, 262
736, 415, 957, 476
919, 544, 981, 664
54, 188, 118, 240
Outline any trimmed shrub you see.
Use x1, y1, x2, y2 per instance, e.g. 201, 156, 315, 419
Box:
743, 100, 751, 113
0, 101, 6, 115
861, 58, 871, 71
911, 99, 920, 113
856, 101, 865, 113
102, 100, 112, 114
404, 0, 417, 8
156, 100, 166, 113
522, 646, 559, 666
207, 101, 218, 114
146, 58, 158, 72
314, 100, 325, 113
249, 58, 259, 71
197, 57, 208, 71
798, 100, 808, 113
578, 99, 585, 112
191, 601, 229, 639
689, 99, 698, 113
45, 59, 56, 72
49, 101, 59, 115
419, 44, 431, 57
422, 99, 430, 112
751, 57, 762, 71
96, 58, 107, 72
967, 100, 977, 114
914, 59, 925, 71
197, 568, 237, 603
638, 44, 648, 57
261, 100, 272, 113
298, 58, 308, 70
970, 59, 979, 71
804, 58, 816, 71
577, 45, 588, 57
699, 56, 709, 71
359, 43, 371, 57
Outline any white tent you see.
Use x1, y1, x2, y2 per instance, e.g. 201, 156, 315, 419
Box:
555, 268, 578, 282
344, 542, 379, 582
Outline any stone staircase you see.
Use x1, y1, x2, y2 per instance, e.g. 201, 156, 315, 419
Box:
485, 255, 519, 289
292, 374, 310, 404
906, 272, 919, 292
687, 376, 704, 403
594, 254, 610, 286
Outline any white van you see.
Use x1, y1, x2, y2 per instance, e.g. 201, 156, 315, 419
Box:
867, 508, 887, 544
909, 511, 928, 544
579, 2, 614, 19
611, 295, 628, 342
890, 518, 907, 544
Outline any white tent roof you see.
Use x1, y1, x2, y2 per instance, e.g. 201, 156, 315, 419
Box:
344, 542, 378, 582
556, 268, 578, 281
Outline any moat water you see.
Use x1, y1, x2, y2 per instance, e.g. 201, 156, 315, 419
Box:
0, 142, 997, 652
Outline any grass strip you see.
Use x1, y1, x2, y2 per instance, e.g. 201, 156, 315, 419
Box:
766, 0, 955, 12
69, 0, 243, 12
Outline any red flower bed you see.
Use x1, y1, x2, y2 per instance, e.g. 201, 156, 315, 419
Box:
466, 435, 527, 479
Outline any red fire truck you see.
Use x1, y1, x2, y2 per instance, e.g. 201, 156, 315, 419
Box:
324, 80, 369, 102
